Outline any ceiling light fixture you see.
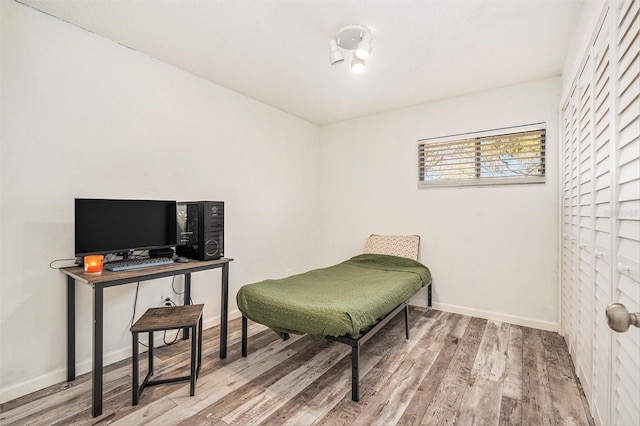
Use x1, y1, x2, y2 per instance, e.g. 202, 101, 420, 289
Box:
328, 24, 372, 73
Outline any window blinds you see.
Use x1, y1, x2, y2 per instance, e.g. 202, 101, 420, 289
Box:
418, 123, 546, 187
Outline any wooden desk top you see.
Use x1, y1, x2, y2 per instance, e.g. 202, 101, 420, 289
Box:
61, 257, 233, 286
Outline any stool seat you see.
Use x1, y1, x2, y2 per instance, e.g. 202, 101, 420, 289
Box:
131, 304, 204, 333
131, 304, 204, 406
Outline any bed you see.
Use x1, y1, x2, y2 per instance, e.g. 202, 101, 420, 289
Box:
236, 234, 432, 401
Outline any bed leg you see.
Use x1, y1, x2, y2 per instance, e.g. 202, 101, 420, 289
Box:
404, 303, 410, 339
428, 281, 432, 308
351, 344, 360, 402
241, 315, 248, 357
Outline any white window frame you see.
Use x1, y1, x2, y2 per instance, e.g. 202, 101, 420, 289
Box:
418, 123, 546, 188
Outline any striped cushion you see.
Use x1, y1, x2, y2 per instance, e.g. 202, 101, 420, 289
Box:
363, 234, 420, 260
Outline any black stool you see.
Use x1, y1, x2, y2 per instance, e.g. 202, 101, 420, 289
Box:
130, 304, 204, 405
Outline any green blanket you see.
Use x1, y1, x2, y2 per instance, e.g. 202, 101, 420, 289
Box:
236, 254, 431, 340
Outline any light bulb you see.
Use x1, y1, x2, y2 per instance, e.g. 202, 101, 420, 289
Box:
351, 55, 365, 73
355, 31, 372, 59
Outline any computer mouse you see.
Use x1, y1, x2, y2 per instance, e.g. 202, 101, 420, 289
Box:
175, 257, 189, 263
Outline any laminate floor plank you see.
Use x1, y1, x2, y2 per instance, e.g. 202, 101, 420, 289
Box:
542, 331, 595, 426
521, 327, 555, 426
455, 320, 510, 426
501, 324, 523, 400
471, 320, 510, 382
448, 312, 471, 339
421, 317, 487, 423
456, 376, 503, 426
0, 309, 594, 426
498, 395, 521, 426
498, 324, 523, 426
397, 335, 459, 425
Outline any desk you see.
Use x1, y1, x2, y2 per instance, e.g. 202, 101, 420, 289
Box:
60, 257, 233, 418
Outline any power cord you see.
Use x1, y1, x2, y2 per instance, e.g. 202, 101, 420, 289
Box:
48, 258, 79, 269
163, 328, 181, 345
171, 275, 185, 296
131, 282, 185, 348
160, 294, 181, 345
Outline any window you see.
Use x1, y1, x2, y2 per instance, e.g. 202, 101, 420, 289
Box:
418, 123, 546, 188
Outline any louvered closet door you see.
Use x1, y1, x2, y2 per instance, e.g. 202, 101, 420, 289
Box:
562, 95, 577, 350
591, 16, 613, 425
569, 88, 581, 359
577, 56, 595, 401
561, 2, 640, 424
612, 1, 639, 424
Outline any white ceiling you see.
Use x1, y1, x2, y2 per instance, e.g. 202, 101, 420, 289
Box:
17, 0, 586, 125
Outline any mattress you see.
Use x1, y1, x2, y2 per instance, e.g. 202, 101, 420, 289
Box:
236, 253, 431, 339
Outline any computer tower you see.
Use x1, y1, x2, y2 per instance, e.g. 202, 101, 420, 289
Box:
176, 201, 224, 260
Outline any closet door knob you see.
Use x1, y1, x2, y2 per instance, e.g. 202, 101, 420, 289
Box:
606, 303, 640, 332
617, 263, 631, 273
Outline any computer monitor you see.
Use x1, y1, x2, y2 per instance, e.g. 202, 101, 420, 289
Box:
74, 198, 177, 257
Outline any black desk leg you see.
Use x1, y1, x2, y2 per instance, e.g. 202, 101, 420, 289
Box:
66, 276, 75, 382
183, 273, 192, 340
92, 285, 104, 417
220, 262, 229, 359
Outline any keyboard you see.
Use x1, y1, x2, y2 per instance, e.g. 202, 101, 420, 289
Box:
104, 257, 174, 272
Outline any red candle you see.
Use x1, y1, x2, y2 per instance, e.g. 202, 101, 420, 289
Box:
84, 255, 104, 273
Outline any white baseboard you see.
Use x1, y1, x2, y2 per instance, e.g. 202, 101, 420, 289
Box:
0, 309, 243, 404
0, 367, 68, 406
431, 302, 558, 332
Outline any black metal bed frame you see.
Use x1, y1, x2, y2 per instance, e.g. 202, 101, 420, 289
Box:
241, 279, 432, 402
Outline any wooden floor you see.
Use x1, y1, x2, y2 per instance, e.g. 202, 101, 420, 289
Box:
0, 308, 594, 425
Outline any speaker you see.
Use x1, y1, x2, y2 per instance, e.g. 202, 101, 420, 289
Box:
176, 201, 224, 260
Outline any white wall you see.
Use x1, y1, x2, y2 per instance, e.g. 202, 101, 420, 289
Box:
318, 77, 561, 330
0, 1, 320, 402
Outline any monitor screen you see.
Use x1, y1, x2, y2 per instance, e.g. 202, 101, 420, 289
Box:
74, 198, 177, 257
